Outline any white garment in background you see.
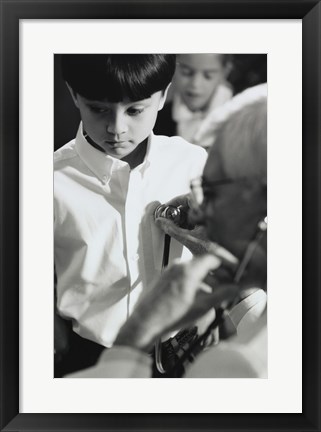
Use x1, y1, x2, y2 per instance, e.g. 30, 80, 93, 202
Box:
186, 291, 267, 378
172, 84, 233, 145
54, 125, 207, 347
194, 83, 268, 148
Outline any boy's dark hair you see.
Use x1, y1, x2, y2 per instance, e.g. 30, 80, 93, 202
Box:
61, 54, 176, 102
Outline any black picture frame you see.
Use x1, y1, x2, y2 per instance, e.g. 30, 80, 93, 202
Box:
0, 1, 320, 431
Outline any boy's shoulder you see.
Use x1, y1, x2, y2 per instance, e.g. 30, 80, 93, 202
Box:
152, 133, 207, 157
54, 140, 78, 167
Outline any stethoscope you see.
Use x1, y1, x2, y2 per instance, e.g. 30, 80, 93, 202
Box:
155, 216, 267, 375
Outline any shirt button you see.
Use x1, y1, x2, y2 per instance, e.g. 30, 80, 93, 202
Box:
102, 175, 108, 183
131, 254, 139, 261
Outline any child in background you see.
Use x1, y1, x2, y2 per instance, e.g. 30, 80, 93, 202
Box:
54, 55, 207, 375
154, 54, 233, 147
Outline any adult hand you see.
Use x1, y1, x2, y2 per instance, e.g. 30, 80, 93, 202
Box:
155, 215, 239, 274
154, 194, 193, 229
154, 195, 238, 265
115, 254, 238, 352
155, 217, 212, 256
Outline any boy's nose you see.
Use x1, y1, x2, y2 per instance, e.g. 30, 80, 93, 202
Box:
106, 113, 128, 135
190, 73, 203, 90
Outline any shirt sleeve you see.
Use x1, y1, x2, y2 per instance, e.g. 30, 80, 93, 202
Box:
185, 340, 267, 378
188, 143, 208, 180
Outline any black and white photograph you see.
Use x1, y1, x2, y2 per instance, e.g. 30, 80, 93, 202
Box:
54, 53, 268, 379
2, 5, 319, 429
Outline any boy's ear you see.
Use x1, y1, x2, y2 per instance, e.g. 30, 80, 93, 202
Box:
66, 82, 80, 109
158, 83, 171, 111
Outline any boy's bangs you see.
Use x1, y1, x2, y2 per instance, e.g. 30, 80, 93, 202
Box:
99, 61, 160, 102
61, 54, 176, 102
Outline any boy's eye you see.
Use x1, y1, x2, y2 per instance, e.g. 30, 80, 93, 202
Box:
204, 72, 217, 80
179, 67, 193, 77
127, 107, 144, 116
89, 106, 110, 114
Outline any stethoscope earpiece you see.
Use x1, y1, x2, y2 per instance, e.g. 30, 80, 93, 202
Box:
258, 216, 267, 232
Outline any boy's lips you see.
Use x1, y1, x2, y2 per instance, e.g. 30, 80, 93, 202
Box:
185, 93, 203, 100
105, 140, 127, 146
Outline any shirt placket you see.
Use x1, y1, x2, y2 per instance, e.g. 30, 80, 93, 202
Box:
124, 169, 144, 291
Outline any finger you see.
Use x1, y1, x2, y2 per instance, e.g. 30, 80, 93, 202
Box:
187, 254, 222, 283
155, 216, 185, 236
165, 194, 190, 208
167, 284, 239, 332
207, 243, 239, 268
188, 207, 205, 226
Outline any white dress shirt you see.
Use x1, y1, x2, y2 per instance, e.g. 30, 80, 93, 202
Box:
54, 125, 207, 347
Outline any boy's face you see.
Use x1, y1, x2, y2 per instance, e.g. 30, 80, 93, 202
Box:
69, 89, 167, 158
175, 54, 228, 112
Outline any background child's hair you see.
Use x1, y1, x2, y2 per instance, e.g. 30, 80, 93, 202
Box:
61, 54, 176, 102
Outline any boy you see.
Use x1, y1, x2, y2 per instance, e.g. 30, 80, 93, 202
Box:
54, 55, 207, 371
154, 54, 233, 146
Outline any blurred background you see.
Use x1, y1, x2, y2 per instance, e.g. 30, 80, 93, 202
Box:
54, 54, 267, 151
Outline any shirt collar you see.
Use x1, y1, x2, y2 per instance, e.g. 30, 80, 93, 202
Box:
75, 123, 154, 182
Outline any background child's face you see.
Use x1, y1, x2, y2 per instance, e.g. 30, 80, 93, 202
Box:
70, 90, 167, 158
175, 54, 227, 112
